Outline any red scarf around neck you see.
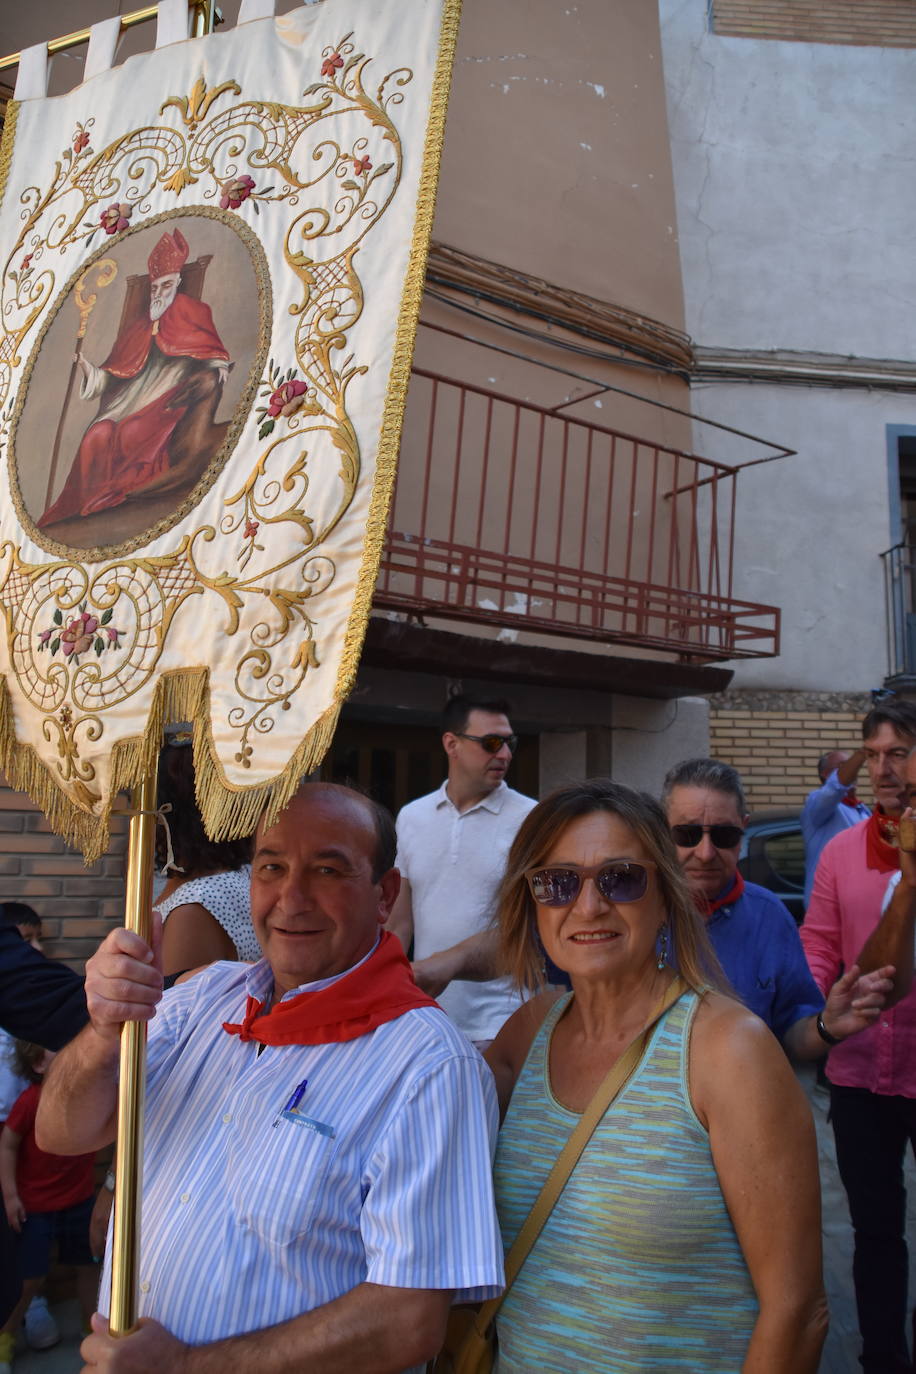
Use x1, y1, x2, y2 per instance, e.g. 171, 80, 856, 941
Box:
864, 809, 901, 874
697, 870, 745, 919
222, 930, 439, 1046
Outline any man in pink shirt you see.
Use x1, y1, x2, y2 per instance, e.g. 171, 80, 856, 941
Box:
801, 699, 916, 1374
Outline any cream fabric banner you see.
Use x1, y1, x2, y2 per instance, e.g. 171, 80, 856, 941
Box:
0, 0, 459, 859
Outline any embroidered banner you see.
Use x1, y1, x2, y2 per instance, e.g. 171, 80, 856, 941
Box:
0, 1, 459, 859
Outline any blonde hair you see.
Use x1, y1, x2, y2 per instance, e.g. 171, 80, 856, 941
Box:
498, 778, 729, 994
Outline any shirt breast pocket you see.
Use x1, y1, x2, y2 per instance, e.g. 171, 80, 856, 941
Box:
227, 1115, 338, 1248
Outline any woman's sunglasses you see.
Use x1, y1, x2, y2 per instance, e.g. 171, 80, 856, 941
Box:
669, 824, 743, 850
525, 859, 656, 907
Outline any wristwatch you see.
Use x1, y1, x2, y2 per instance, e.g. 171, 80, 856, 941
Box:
816, 1012, 841, 1047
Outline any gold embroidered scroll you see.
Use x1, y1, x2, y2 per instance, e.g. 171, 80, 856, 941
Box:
0, 1, 460, 859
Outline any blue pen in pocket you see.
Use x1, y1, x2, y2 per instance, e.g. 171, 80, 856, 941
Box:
272, 1078, 307, 1127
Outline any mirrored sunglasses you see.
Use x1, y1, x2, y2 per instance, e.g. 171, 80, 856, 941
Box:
669, 823, 744, 850
525, 860, 656, 907
456, 732, 518, 755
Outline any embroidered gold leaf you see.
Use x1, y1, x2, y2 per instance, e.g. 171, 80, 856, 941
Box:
161, 77, 241, 130
290, 638, 320, 671
163, 166, 197, 194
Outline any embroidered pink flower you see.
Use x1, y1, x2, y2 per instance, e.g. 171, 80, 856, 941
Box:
219, 175, 255, 211
20, 253, 33, 271
352, 155, 372, 175
38, 628, 51, 645
100, 202, 132, 235
106, 627, 122, 647
61, 611, 99, 657
73, 129, 90, 154
243, 519, 259, 539
321, 51, 344, 78
267, 378, 308, 418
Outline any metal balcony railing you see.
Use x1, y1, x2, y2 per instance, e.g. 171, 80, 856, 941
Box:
881, 541, 916, 680
376, 370, 780, 662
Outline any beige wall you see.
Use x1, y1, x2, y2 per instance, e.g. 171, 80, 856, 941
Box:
434, 0, 685, 326
709, 707, 871, 812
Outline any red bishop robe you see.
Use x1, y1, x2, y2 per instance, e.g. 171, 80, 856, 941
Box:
39, 293, 230, 528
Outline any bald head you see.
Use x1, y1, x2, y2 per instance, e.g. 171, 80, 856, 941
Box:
251, 782, 400, 994
259, 782, 396, 882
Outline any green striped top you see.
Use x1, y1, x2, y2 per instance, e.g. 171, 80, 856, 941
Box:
493, 991, 758, 1372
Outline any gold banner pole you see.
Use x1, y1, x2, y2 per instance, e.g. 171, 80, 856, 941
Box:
109, 769, 157, 1335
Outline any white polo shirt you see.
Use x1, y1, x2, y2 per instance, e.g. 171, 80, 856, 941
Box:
395, 780, 536, 1042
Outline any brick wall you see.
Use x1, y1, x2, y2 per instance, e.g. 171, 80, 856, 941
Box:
709, 704, 870, 811
711, 0, 916, 48
0, 773, 127, 971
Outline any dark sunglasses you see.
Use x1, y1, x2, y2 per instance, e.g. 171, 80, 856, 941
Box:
670, 823, 744, 850
525, 860, 656, 907
455, 732, 518, 754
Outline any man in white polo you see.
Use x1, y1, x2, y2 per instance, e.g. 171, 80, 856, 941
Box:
389, 694, 536, 1048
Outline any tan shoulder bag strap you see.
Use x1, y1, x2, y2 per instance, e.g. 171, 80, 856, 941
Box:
473, 975, 687, 1337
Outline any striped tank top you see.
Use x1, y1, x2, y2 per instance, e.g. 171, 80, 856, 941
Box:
493, 991, 758, 1372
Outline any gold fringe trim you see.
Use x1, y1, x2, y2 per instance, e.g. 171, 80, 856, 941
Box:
0, 100, 19, 217
335, 0, 463, 699
0, 668, 342, 864
0, 0, 462, 862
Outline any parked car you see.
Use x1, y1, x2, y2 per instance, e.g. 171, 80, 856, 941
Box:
738, 810, 805, 924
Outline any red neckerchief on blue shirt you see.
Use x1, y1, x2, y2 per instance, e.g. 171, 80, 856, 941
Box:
696, 870, 745, 920
222, 930, 439, 1046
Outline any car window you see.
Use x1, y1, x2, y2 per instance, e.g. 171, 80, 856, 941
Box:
762, 832, 805, 889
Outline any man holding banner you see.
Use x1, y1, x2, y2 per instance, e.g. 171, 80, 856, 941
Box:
37, 783, 503, 1374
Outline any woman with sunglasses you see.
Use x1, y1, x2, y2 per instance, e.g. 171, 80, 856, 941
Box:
485, 779, 827, 1373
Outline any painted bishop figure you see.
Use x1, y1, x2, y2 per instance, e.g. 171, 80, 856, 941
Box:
40, 229, 231, 529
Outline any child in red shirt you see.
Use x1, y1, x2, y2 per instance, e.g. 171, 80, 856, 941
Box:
0, 1043, 97, 1369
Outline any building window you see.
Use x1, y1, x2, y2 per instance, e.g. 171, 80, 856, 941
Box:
710, 1, 916, 48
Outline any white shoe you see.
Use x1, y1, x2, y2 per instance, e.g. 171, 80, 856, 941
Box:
24, 1294, 60, 1349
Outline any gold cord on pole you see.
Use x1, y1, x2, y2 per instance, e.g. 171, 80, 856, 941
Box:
109, 770, 157, 1336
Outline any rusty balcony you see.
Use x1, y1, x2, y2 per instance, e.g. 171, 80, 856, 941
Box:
375, 370, 780, 663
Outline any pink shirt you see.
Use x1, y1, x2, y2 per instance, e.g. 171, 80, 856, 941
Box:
801, 819, 916, 1097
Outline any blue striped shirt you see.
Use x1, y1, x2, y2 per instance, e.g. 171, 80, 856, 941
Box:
99, 958, 504, 1367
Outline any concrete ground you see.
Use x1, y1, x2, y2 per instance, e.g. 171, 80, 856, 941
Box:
7, 1065, 915, 1373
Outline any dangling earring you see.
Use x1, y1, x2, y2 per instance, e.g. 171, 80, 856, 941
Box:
656, 923, 670, 971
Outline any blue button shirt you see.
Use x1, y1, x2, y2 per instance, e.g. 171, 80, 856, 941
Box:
707, 880, 824, 1041
801, 769, 871, 905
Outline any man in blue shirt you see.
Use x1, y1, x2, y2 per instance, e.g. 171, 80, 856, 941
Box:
662, 757, 890, 1058
801, 749, 871, 906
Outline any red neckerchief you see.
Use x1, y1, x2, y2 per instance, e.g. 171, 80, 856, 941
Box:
697, 870, 745, 919
864, 809, 901, 874
843, 790, 861, 808
222, 930, 439, 1046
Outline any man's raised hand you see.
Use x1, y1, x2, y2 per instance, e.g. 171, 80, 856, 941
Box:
85, 916, 164, 1044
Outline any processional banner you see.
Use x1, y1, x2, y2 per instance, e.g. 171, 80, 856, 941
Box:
0, 0, 459, 859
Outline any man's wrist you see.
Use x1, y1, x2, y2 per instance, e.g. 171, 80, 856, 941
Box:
815, 1011, 842, 1047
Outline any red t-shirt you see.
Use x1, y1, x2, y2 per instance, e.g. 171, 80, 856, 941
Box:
6, 1084, 95, 1212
